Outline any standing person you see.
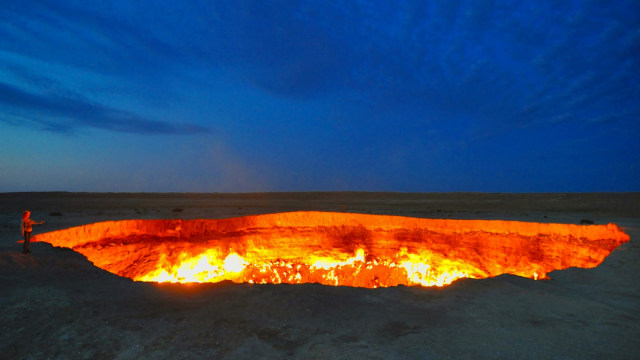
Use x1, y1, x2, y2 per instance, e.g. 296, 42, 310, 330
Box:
21, 211, 44, 254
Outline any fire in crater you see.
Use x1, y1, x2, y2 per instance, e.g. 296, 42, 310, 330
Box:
33, 212, 629, 288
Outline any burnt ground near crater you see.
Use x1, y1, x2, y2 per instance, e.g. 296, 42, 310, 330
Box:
1, 192, 639, 359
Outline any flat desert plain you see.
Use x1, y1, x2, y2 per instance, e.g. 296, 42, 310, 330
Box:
1, 192, 639, 359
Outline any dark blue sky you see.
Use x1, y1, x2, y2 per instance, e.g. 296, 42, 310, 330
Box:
1, 1, 639, 192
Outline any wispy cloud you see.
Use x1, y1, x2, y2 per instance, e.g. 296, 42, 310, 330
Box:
0, 81, 209, 134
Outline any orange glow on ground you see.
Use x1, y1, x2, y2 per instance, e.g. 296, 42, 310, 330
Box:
33, 212, 629, 288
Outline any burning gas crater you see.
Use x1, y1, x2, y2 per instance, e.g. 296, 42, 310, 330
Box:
33, 212, 629, 288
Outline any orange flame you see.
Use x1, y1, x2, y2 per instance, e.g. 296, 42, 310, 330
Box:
33, 212, 629, 288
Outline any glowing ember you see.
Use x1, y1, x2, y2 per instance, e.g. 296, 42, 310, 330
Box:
33, 212, 629, 288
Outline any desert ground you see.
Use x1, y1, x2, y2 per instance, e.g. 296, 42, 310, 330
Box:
1, 192, 639, 359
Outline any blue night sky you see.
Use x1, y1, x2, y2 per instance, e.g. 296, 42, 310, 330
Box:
1, 1, 639, 192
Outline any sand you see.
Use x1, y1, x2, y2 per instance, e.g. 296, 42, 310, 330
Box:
1, 192, 639, 359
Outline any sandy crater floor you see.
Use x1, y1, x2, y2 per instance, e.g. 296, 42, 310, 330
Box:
1, 192, 639, 359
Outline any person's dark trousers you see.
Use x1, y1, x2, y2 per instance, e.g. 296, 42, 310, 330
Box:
23, 231, 31, 254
